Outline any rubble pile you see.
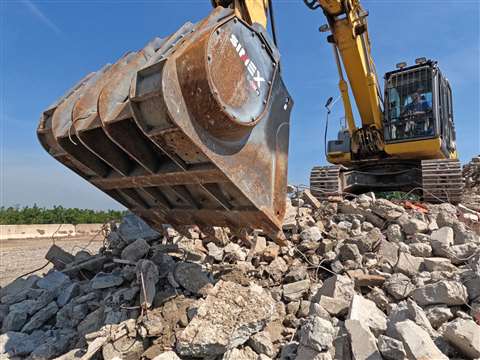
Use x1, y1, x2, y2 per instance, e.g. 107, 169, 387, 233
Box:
1, 191, 480, 360
463, 155, 480, 212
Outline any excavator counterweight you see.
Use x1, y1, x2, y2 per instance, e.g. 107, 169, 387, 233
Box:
37, 8, 293, 241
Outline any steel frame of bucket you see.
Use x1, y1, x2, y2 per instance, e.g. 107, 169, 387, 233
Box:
37, 8, 292, 242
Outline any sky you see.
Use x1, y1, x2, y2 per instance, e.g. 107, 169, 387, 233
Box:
1, 0, 479, 210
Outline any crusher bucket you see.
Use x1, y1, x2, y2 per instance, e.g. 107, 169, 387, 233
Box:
37, 7, 293, 241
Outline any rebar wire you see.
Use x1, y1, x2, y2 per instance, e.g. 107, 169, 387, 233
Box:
70, 220, 115, 255
50, 223, 64, 245
12, 261, 51, 282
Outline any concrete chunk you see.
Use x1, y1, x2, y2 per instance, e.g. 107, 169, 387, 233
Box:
347, 294, 387, 336
314, 275, 355, 302
90, 272, 123, 289
176, 281, 276, 357
248, 331, 275, 357
443, 318, 480, 358
137, 259, 160, 308
411, 280, 468, 306
299, 316, 335, 352
394, 252, 423, 277
22, 301, 59, 333
423, 257, 456, 272
430, 227, 454, 256
384, 273, 415, 300
378, 335, 406, 360
121, 238, 150, 262
152, 352, 181, 360
1, 311, 27, 332
36, 271, 70, 291
392, 320, 448, 360
345, 319, 382, 360
402, 217, 428, 235
283, 279, 310, 301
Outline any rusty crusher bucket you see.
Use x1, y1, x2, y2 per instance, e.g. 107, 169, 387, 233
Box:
37, 8, 293, 241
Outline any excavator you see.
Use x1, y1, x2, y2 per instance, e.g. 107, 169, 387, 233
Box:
37, 0, 463, 243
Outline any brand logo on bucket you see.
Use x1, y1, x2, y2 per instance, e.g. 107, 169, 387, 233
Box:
229, 33, 265, 94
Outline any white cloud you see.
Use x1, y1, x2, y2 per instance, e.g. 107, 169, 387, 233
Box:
21, 0, 62, 35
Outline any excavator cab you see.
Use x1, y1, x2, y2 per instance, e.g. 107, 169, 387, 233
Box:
383, 59, 457, 160
312, 58, 462, 203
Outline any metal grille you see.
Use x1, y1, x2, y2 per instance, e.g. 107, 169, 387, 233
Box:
385, 66, 434, 142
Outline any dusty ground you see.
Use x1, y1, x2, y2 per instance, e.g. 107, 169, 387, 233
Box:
0, 236, 104, 287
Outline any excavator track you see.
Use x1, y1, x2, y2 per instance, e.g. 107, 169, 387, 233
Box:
309, 166, 341, 199
37, 8, 293, 241
309, 159, 463, 204
421, 159, 463, 204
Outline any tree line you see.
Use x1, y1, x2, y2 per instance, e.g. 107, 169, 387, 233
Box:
0, 205, 126, 225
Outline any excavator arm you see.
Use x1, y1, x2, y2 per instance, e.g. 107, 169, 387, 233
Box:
212, 0, 269, 29
317, 0, 383, 132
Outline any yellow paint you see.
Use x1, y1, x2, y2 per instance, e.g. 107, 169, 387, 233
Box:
332, 11, 382, 130
318, 0, 343, 15
237, 0, 268, 29
327, 151, 351, 164
384, 138, 447, 159
338, 79, 356, 134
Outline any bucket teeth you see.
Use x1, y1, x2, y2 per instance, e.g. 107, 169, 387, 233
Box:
37, 9, 293, 241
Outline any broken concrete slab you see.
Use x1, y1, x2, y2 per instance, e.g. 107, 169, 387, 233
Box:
45, 245, 75, 270
136, 259, 159, 308
121, 238, 150, 262
443, 318, 480, 358
176, 281, 276, 357
347, 294, 387, 336
247, 331, 275, 357
316, 295, 349, 316
283, 279, 310, 302
423, 257, 457, 272
90, 272, 123, 290
173, 262, 211, 295
314, 275, 355, 303
391, 320, 448, 360
386, 298, 437, 338
402, 217, 428, 235
384, 273, 415, 300
37, 271, 70, 292
152, 351, 181, 360
345, 319, 382, 360
377, 335, 406, 360
22, 301, 59, 333
411, 280, 468, 306
372, 198, 405, 220
430, 226, 454, 256
1, 310, 27, 332
57, 283, 80, 307
394, 252, 424, 277
425, 305, 453, 329
299, 316, 335, 352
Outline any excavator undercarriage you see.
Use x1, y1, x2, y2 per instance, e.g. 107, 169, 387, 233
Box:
37, 8, 292, 241
310, 159, 463, 203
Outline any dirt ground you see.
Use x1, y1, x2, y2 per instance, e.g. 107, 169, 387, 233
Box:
0, 236, 104, 287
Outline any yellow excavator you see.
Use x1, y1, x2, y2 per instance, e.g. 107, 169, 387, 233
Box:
37, 0, 462, 243
305, 0, 461, 205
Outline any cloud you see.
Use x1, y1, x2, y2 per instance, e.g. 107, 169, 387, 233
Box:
21, 0, 62, 35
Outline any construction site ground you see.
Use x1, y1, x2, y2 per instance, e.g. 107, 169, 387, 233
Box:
0, 236, 103, 287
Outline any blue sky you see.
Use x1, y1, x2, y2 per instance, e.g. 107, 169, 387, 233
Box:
1, 0, 479, 210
